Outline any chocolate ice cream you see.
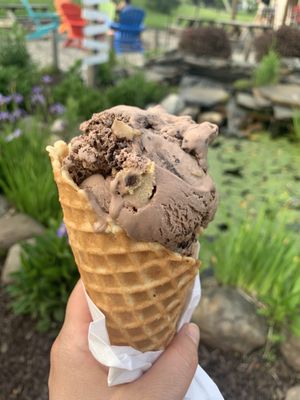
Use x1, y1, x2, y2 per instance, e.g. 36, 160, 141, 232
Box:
63, 105, 218, 257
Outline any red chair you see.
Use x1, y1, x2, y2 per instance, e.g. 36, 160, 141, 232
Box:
60, 3, 86, 48
54, 0, 72, 33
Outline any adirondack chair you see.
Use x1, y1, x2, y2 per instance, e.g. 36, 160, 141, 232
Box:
54, 0, 72, 33
110, 6, 145, 53
20, 0, 59, 40
60, 3, 86, 48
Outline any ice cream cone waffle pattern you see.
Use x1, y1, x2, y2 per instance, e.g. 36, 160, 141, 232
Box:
47, 140, 199, 352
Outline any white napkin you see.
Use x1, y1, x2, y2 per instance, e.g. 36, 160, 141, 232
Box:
85, 276, 224, 400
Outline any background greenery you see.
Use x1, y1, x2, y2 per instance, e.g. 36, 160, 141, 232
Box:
0, 0, 255, 28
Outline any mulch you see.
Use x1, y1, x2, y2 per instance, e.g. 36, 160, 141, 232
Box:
1, 281, 299, 400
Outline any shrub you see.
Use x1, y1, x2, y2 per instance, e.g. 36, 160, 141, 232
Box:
0, 24, 31, 68
254, 49, 280, 87
255, 26, 300, 61
179, 27, 231, 59
204, 210, 300, 336
52, 64, 107, 120
0, 121, 60, 226
106, 72, 168, 109
7, 223, 78, 331
0, 65, 38, 100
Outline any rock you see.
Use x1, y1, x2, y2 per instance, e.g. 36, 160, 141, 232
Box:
273, 105, 294, 120
1, 239, 35, 284
0, 212, 44, 252
285, 386, 300, 400
256, 85, 300, 108
179, 106, 199, 120
237, 92, 260, 110
51, 118, 66, 133
160, 94, 185, 115
284, 73, 300, 85
198, 111, 224, 125
281, 334, 300, 372
192, 286, 268, 354
0, 195, 9, 218
145, 65, 182, 84
181, 85, 229, 108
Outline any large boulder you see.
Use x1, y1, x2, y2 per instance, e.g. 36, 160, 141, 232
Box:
192, 286, 268, 354
1, 239, 35, 284
281, 334, 300, 372
285, 386, 300, 400
181, 85, 229, 108
0, 212, 44, 252
160, 94, 185, 115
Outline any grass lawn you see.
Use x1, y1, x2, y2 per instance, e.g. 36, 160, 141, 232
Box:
0, 0, 255, 28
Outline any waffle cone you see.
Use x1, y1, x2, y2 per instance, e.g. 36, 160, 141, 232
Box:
47, 140, 199, 352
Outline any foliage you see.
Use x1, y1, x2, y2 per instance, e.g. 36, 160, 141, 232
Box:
179, 27, 231, 59
7, 223, 78, 331
146, 0, 180, 14
203, 210, 300, 336
254, 49, 280, 87
233, 79, 252, 91
0, 121, 60, 225
106, 73, 168, 109
292, 109, 300, 141
0, 24, 31, 68
53, 66, 167, 121
0, 66, 38, 100
255, 26, 300, 61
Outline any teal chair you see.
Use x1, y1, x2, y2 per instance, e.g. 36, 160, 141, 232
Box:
21, 0, 59, 39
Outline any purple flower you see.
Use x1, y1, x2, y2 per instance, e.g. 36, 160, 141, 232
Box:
42, 75, 53, 84
0, 94, 12, 105
31, 93, 46, 105
32, 86, 43, 95
12, 93, 24, 104
56, 222, 67, 238
5, 128, 22, 142
49, 103, 65, 115
9, 109, 25, 122
0, 111, 10, 121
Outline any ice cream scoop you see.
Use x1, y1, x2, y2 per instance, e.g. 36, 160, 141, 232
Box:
63, 105, 218, 257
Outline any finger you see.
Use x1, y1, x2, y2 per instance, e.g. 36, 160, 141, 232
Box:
63, 279, 92, 334
138, 323, 200, 399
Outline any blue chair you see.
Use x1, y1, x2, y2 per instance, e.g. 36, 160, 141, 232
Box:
110, 6, 145, 53
21, 0, 59, 40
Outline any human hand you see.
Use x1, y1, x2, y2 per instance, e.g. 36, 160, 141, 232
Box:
49, 280, 200, 400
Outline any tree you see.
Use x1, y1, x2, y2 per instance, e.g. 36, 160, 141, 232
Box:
146, 0, 181, 15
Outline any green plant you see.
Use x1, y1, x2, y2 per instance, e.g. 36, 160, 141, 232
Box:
7, 223, 78, 331
146, 0, 180, 14
233, 79, 252, 91
0, 24, 31, 68
0, 65, 38, 99
0, 121, 60, 225
106, 73, 168, 109
292, 109, 300, 141
53, 63, 107, 120
204, 210, 300, 336
254, 49, 280, 87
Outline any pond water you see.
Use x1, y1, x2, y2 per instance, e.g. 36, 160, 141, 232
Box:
206, 133, 300, 238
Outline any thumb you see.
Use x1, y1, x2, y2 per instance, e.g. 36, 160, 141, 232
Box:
139, 323, 200, 400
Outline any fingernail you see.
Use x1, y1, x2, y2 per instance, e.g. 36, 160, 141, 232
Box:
186, 323, 200, 346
